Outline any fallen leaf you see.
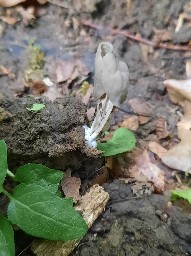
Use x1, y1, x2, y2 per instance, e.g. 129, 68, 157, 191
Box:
120, 115, 139, 131
0, 0, 25, 7
0, 65, 15, 78
186, 61, 191, 78
155, 117, 168, 139
61, 170, 81, 203
138, 115, 150, 124
27, 80, 48, 95
16, 6, 35, 25
136, 150, 165, 193
92, 166, 109, 186
0, 0, 47, 6
148, 141, 167, 159
0, 16, 18, 25
86, 107, 95, 121
55, 60, 75, 83
129, 98, 152, 116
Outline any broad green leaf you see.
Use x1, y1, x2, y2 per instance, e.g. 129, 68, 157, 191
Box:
7, 184, 87, 240
26, 103, 45, 112
171, 189, 191, 204
15, 163, 64, 194
0, 140, 8, 192
0, 215, 15, 256
97, 128, 136, 156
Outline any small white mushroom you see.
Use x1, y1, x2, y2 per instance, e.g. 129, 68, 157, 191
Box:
84, 42, 129, 147
161, 79, 191, 173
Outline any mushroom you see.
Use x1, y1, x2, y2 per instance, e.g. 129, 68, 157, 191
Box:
161, 78, 191, 173
84, 42, 129, 147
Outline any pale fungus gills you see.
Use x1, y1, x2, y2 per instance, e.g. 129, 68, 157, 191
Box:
161, 79, 191, 173
84, 42, 129, 147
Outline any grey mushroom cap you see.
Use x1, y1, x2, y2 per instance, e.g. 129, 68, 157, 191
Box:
94, 42, 129, 107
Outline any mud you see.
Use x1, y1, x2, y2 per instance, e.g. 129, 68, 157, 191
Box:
73, 180, 191, 256
0, 94, 102, 178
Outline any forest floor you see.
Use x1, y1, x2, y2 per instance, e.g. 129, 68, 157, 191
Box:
0, 0, 191, 255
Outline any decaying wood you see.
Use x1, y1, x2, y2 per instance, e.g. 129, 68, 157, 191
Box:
31, 184, 109, 256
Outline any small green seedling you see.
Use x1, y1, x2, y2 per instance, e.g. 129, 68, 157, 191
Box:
171, 189, 191, 204
97, 127, 136, 156
0, 140, 87, 256
27, 103, 45, 112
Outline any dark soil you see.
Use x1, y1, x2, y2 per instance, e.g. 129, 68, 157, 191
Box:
0, 93, 102, 179
73, 180, 191, 256
0, 0, 191, 255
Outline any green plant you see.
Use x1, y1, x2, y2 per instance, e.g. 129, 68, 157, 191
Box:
97, 127, 136, 156
26, 103, 45, 112
0, 140, 88, 256
171, 189, 191, 204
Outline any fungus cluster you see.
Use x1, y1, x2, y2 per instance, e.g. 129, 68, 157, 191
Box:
84, 42, 129, 147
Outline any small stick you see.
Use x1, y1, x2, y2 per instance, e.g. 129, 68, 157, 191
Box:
81, 20, 191, 52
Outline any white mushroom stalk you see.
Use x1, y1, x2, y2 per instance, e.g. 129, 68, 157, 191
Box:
84, 42, 129, 147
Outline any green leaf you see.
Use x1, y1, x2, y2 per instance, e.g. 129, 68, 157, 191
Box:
7, 184, 88, 240
0, 140, 8, 193
15, 163, 64, 194
26, 103, 45, 112
0, 215, 15, 256
171, 189, 191, 204
97, 128, 136, 156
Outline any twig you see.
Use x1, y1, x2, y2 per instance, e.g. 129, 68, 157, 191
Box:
81, 20, 191, 52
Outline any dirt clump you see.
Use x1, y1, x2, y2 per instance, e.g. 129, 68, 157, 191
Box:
0, 94, 101, 177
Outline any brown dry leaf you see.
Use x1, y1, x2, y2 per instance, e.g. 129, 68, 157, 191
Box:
148, 141, 167, 159
120, 115, 139, 131
186, 61, 191, 78
55, 60, 75, 83
0, 0, 25, 7
138, 115, 150, 124
155, 117, 168, 139
0, 15, 18, 25
136, 150, 165, 193
162, 78, 191, 173
129, 98, 152, 116
0, 65, 15, 78
61, 170, 81, 203
76, 59, 90, 76
16, 6, 35, 25
27, 80, 48, 95
86, 107, 95, 121
92, 166, 109, 186
0, 0, 47, 6
82, 84, 93, 105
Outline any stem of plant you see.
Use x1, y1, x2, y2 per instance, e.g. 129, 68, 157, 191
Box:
7, 169, 15, 178
2, 188, 12, 199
